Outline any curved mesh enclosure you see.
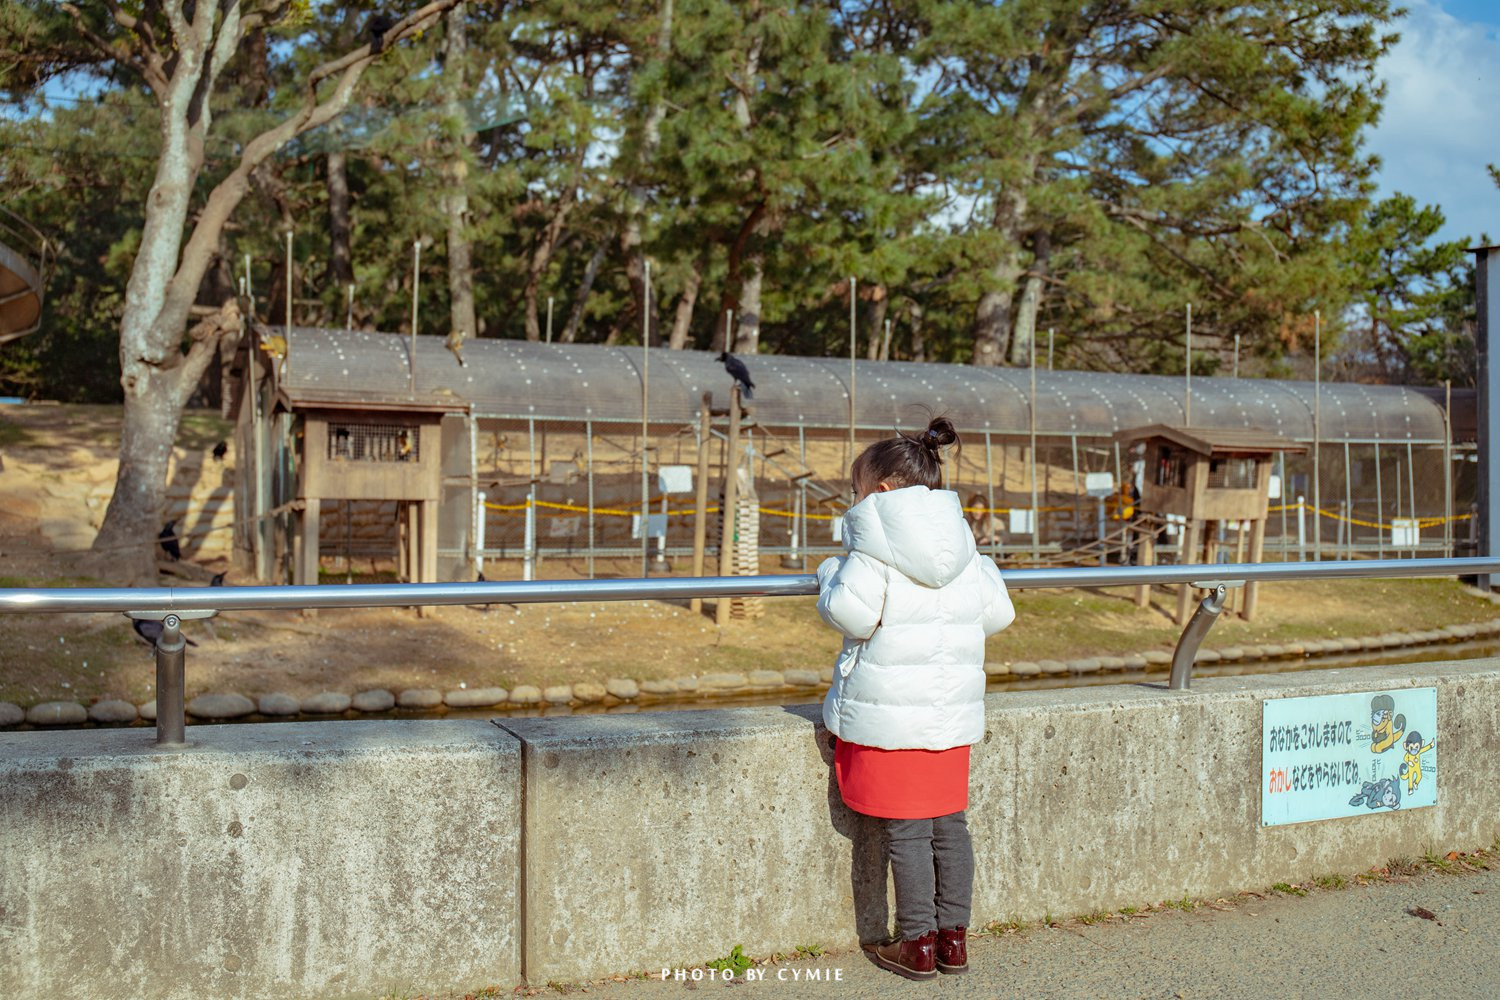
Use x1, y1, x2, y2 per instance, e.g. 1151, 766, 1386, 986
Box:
261, 328, 1470, 579
278, 328, 1448, 442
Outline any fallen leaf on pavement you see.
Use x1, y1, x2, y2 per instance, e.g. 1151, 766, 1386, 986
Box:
1406, 905, 1442, 924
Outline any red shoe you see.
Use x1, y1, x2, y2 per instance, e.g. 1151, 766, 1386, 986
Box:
937, 927, 969, 974
866, 931, 937, 981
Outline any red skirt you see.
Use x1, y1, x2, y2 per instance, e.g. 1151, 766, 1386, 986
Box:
834, 740, 970, 819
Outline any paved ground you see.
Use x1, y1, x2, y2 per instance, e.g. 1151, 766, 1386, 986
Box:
533, 864, 1500, 1000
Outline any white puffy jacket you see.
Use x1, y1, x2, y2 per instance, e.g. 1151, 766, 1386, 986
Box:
818, 485, 1015, 751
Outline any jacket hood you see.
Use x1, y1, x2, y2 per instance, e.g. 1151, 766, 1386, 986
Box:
842, 485, 976, 588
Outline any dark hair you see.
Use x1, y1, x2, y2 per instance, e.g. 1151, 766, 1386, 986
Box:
852, 416, 959, 491
1404, 731, 1423, 747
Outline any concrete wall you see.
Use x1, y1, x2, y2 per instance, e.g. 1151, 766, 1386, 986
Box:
0, 721, 521, 1000
4, 662, 1500, 996
501, 660, 1500, 981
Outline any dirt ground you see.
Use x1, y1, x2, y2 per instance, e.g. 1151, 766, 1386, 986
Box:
0, 404, 1497, 708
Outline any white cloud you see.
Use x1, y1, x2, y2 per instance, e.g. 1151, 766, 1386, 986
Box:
1367, 0, 1500, 244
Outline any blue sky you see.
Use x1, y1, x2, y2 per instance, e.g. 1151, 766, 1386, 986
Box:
1366, 0, 1500, 245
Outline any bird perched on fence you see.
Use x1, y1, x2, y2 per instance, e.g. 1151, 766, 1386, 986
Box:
158, 520, 181, 561
209, 571, 227, 587
719, 352, 755, 400
444, 329, 467, 368
132, 619, 198, 648
212, 440, 228, 461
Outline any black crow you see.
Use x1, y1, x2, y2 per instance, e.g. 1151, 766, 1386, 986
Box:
367, 12, 399, 53
718, 352, 755, 400
212, 440, 228, 461
158, 520, 181, 561
132, 619, 198, 648
209, 571, 227, 587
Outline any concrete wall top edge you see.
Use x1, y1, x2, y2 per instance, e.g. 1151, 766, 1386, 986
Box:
496, 703, 822, 747
988, 660, 1500, 715
0, 718, 519, 764
501, 661, 1500, 749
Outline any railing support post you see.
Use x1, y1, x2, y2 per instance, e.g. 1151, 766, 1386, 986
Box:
155, 614, 187, 746
1169, 583, 1232, 691
128, 608, 217, 747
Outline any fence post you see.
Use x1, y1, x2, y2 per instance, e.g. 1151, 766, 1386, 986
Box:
1296, 495, 1306, 561
475, 490, 487, 579
523, 485, 536, 582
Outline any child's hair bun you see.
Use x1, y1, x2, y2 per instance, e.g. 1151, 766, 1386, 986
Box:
922, 416, 958, 452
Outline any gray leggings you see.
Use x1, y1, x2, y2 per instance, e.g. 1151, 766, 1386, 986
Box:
884, 811, 974, 940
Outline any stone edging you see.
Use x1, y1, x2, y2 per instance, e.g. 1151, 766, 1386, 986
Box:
3, 619, 1499, 728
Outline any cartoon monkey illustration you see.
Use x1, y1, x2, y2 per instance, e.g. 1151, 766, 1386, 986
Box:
1369, 695, 1405, 754
1398, 731, 1435, 795
1348, 777, 1402, 811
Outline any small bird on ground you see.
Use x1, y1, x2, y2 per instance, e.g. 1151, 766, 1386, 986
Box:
132, 619, 198, 648
719, 352, 755, 399
158, 521, 181, 561
209, 571, 227, 587
212, 440, 228, 461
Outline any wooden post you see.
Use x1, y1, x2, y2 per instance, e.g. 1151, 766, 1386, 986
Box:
1135, 528, 1155, 609
1243, 518, 1266, 621
299, 498, 320, 617
406, 502, 420, 584
1232, 520, 1247, 615
418, 498, 438, 618
397, 502, 408, 582
716, 387, 743, 627
690, 393, 712, 614
1176, 518, 1202, 625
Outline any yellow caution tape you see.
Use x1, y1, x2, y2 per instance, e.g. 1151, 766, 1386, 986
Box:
486, 498, 1472, 531
1267, 502, 1471, 530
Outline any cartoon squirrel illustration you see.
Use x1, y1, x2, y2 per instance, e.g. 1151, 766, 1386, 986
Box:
1369, 695, 1405, 754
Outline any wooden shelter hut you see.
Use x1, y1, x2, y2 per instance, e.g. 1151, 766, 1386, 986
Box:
1115, 424, 1306, 623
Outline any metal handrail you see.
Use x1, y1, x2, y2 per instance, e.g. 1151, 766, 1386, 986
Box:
2, 556, 1498, 745
1, 557, 1497, 614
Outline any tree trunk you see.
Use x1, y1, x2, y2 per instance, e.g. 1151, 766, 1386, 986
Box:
719, 199, 767, 353
561, 240, 609, 343
620, 0, 673, 328
733, 248, 763, 354
908, 299, 926, 363
325, 150, 355, 290
866, 288, 888, 361
1007, 230, 1051, 366
971, 172, 1032, 367
523, 189, 576, 341
93, 372, 187, 580
668, 255, 704, 349
443, 3, 477, 343
89, 0, 462, 580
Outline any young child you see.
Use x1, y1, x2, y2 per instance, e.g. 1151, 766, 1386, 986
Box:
817, 416, 1015, 981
